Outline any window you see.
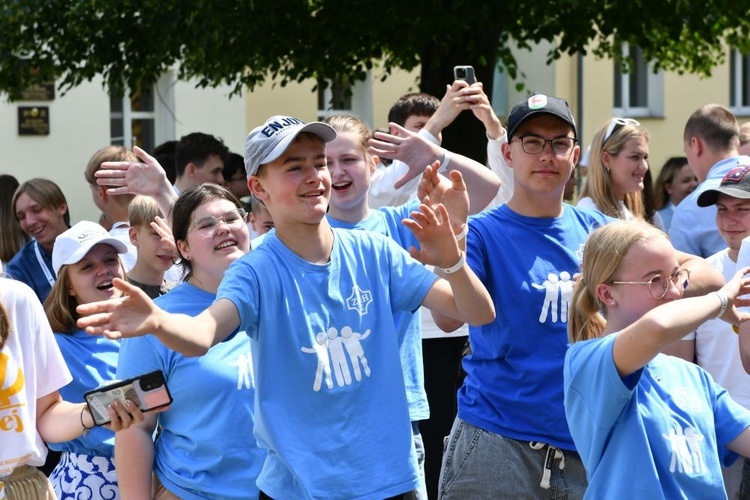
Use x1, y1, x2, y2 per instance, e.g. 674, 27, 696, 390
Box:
730, 49, 750, 114
613, 43, 664, 117
316, 73, 373, 125
110, 72, 175, 150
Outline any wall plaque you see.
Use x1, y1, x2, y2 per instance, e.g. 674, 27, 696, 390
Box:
18, 106, 50, 136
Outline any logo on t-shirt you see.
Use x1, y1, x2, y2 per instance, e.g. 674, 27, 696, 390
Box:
346, 285, 373, 316
228, 352, 255, 390
663, 423, 706, 475
0, 353, 25, 433
301, 326, 372, 391
532, 271, 576, 323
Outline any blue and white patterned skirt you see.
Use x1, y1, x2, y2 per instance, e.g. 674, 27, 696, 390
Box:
49, 452, 119, 500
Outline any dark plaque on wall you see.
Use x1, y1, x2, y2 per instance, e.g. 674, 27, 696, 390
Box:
20, 83, 55, 101
18, 106, 50, 136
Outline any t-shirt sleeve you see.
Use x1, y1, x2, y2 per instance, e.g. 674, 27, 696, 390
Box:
565, 335, 639, 432
383, 238, 438, 315
117, 336, 168, 380
216, 258, 261, 339
18, 282, 71, 398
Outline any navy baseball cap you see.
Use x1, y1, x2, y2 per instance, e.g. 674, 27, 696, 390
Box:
506, 94, 577, 140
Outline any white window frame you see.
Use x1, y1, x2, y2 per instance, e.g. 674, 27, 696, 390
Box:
110, 72, 176, 149
730, 49, 750, 115
614, 43, 664, 118
317, 72, 373, 126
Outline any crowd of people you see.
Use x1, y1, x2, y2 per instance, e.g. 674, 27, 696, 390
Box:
4, 75, 750, 500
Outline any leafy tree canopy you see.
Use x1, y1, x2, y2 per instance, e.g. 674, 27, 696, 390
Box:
2, 0, 750, 99
3, 0, 750, 159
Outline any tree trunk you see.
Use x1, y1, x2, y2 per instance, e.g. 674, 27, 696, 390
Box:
418, 34, 501, 165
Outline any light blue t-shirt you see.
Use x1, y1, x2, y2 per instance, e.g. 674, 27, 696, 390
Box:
216, 228, 437, 500
565, 333, 750, 499
49, 330, 120, 457
328, 200, 429, 421
459, 203, 611, 450
117, 283, 264, 500
671, 156, 750, 257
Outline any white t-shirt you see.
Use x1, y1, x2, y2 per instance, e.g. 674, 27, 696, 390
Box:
0, 278, 71, 479
682, 249, 750, 408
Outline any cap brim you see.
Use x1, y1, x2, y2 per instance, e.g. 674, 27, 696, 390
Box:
260, 122, 337, 169
508, 110, 576, 140
697, 187, 750, 207
57, 237, 128, 272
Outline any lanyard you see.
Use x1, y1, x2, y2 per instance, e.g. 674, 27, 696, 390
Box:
34, 240, 56, 286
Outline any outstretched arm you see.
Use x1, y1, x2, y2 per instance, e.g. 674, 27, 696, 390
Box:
96, 145, 177, 217
76, 278, 240, 356
613, 267, 750, 377
370, 123, 500, 213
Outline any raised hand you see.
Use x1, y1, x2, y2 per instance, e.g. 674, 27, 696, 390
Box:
76, 278, 162, 339
417, 163, 468, 235
151, 215, 178, 259
402, 203, 461, 269
369, 123, 443, 189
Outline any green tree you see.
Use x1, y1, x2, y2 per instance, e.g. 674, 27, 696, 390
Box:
2, 0, 750, 160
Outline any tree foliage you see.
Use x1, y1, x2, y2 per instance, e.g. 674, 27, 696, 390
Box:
2, 0, 750, 158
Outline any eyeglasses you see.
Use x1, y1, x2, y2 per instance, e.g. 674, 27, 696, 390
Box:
190, 208, 247, 237
512, 135, 578, 156
610, 268, 691, 300
603, 118, 641, 144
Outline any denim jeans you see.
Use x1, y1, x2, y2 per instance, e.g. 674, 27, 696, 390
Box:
413, 421, 428, 500
438, 418, 587, 499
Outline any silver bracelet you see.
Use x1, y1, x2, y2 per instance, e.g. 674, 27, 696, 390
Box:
439, 252, 466, 274
713, 291, 728, 319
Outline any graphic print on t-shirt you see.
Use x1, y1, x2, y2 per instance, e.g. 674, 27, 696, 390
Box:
662, 424, 706, 474
532, 271, 576, 323
228, 352, 255, 390
0, 353, 25, 433
301, 326, 372, 392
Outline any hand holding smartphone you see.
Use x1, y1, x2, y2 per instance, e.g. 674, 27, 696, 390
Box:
453, 65, 476, 85
84, 370, 172, 426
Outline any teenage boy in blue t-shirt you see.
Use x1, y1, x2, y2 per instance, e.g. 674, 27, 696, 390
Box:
76, 115, 495, 500
433, 94, 723, 499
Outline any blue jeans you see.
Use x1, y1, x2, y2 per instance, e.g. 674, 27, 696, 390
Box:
438, 418, 587, 499
413, 421, 428, 500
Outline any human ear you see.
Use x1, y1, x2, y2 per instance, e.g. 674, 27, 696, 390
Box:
248, 177, 268, 202
501, 141, 514, 168
128, 226, 138, 245
176, 239, 190, 261
596, 283, 616, 307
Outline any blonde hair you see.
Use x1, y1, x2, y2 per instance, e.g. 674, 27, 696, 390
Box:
44, 257, 127, 334
323, 114, 376, 172
582, 119, 651, 220
128, 195, 162, 228
568, 220, 667, 344
85, 145, 138, 185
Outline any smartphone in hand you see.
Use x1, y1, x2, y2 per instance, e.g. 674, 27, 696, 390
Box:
453, 65, 476, 85
84, 370, 172, 426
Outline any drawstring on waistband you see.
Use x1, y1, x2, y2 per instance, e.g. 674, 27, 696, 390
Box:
529, 441, 566, 489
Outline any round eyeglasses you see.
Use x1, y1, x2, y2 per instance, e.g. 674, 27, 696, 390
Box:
609, 268, 691, 300
190, 208, 247, 237
512, 135, 578, 156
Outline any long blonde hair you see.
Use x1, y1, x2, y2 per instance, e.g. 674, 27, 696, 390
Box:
568, 220, 667, 343
582, 119, 651, 220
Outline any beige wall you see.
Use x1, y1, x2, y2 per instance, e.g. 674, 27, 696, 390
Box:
1, 77, 246, 223
244, 67, 420, 133
579, 51, 733, 175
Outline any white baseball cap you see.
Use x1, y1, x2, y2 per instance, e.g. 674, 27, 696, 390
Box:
52, 221, 128, 275
244, 115, 336, 177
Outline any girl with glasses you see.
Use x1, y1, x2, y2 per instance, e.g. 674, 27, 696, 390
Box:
578, 118, 665, 229
115, 184, 265, 499
565, 219, 750, 497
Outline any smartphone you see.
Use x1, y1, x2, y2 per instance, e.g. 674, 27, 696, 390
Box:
84, 370, 172, 426
453, 65, 476, 85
